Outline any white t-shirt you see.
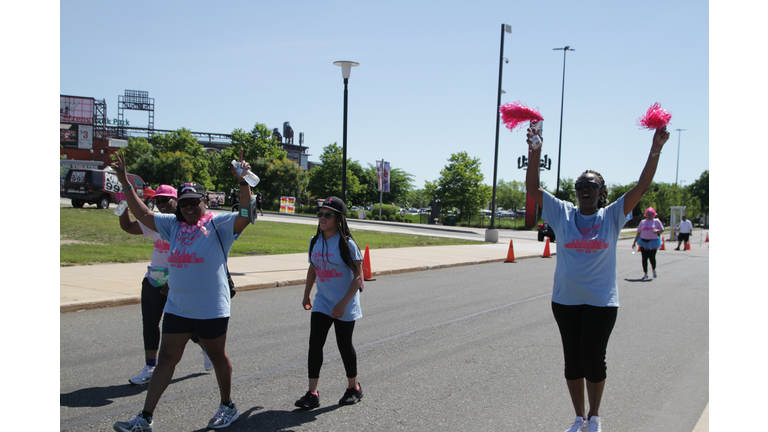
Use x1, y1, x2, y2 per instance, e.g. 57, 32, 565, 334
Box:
138, 221, 170, 281
678, 219, 693, 234
308, 232, 363, 321
542, 191, 629, 307
154, 212, 240, 319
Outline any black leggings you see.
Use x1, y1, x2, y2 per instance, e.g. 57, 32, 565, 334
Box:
308, 312, 357, 379
551, 302, 618, 383
140, 278, 198, 351
640, 248, 658, 273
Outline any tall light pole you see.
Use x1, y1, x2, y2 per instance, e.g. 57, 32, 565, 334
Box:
553, 46, 574, 199
675, 128, 686, 186
486, 23, 511, 244
334, 60, 359, 202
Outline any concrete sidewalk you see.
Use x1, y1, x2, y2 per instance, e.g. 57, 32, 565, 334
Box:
60, 239, 556, 313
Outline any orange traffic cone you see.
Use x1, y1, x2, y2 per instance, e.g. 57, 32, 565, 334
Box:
660, 237, 666, 250
705, 232, 709, 242
505, 239, 516, 263
686, 242, 691, 250
542, 237, 551, 258
363, 245, 376, 281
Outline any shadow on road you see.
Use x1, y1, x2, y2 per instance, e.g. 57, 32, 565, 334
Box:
187, 404, 344, 432
60, 372, 207, 408
624, 277, 654, 283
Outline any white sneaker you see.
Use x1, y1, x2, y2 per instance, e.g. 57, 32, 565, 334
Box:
207, 402, 239, 428
641, 274, 649, 280
564, 416, 587, 432
653, 270, 657, 278
202, 349, 213, 371
587, 415, 601, 432
129, 365, 154, 385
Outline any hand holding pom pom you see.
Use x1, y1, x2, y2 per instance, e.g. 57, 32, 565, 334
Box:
637, 102, 672, 130
526, 126, 543, 151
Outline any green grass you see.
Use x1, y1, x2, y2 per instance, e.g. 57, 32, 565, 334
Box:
60, 208, 483, 266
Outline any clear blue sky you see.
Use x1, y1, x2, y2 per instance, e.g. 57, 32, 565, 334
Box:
56, 0, 709, 191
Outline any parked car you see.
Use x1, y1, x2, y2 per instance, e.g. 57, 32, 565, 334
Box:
61, 168, 155, 209
538, 222, 556, 242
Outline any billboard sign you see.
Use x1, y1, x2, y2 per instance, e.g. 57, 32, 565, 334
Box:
60, 96, 94, 125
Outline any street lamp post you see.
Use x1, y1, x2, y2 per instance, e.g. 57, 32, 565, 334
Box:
675, 128, 686, 186
553, 46, 574, 199
333, 60, 359, 202
486, 23, 511, 244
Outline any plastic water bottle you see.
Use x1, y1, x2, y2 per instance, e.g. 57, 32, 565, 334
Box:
231, 160, 260, 187
114, 201, 128, 216
114, 192, 128, 216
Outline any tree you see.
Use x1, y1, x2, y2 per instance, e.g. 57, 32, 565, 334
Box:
213, 123, 287, 192
305, 143, 362, 200
263, 158, 308, 202
114, 129, 214, 190
427, 152, 492, 222
404, 188, 432, 209
352, 164, 415, 208
687, 170, 708, 214
495, 179, 527, 212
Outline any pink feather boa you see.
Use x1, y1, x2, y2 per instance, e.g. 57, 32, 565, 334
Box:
637, 102, 672, 130
499, 101, 544, 132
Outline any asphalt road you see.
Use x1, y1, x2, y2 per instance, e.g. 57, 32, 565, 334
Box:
60, 245, 708, 431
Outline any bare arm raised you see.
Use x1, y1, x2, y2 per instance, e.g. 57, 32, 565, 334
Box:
524, 127, 545, 209
623, 128, 670, 216
111, 151, 157, 232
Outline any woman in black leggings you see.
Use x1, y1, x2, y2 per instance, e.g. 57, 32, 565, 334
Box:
632, 207, 665, 280
525, 124, 669, 432
295, 196, 365, 409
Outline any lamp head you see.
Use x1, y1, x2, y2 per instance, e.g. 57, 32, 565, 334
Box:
334, 61, 360, 79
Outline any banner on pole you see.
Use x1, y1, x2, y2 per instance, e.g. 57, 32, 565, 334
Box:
280, 196, 296, 214
376, 160, 390, 193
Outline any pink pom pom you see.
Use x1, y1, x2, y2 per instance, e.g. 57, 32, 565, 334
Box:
499, 101, 544, 132
637, 102, 672, 130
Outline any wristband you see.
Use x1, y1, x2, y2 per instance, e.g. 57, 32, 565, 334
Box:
239, 181, 249, 186
650, 151, 661, 157
122, 183, 133, 191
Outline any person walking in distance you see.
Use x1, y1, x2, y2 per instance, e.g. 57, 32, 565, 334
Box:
675, 215, 693, 250
112, 149, 254, 432
119, 184, 213, 386
295, 196, 365, 410
632, 208, 665, 280
525, 124, 669, 432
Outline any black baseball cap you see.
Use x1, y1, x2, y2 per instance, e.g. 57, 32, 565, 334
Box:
318, 196, 347, 216
177, 183, 205, 200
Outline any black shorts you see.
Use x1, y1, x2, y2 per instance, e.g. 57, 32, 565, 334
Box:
162, 313, 229, 340
678, 233, 690, 241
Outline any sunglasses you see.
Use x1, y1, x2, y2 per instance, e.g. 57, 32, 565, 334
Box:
574, 182, 601, 191
155, 197, 174, 204
317, 211, 336, 219
178, 197, 203, 208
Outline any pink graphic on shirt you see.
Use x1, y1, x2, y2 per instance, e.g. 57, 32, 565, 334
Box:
565, 223, 610, 253
313, 251, 343, 282
153, 238, 170, 254
316, 264, 343, 282
168, 247, 205, 268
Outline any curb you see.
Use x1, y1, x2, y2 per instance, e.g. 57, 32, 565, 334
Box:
59, 253, 554, 313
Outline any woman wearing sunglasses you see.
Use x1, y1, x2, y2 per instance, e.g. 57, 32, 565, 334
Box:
525, 126, 669, 432
117, 185, 213, 387
295, 196, 365, 409
632, 207, 665, 280
111, 149, 253, 432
